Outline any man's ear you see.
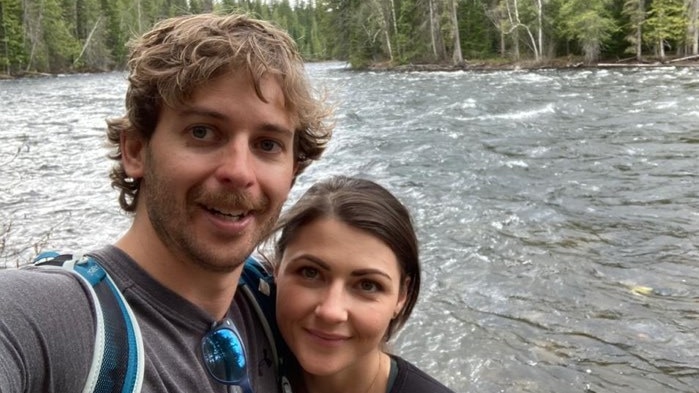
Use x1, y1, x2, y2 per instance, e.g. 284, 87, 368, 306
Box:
121, 131, 146, 179
290, 159, 300, 187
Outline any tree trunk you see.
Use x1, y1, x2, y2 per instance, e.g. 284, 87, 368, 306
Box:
659, 38, 665, 60
451, 0, 463, 64
636, 18, 643, 61
429, 0, 438, 59
381, 0, 394, 61
512, 0, 538, 60
73, 16, 101, 66
500, 26, 506, 57
24, 0, 46, 72
691, 0, 699, 54
1, 0, 9, 75
536, 0, 543, 60
390, 0, 399, 59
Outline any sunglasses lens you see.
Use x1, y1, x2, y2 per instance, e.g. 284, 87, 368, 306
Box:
202, 328, 247, 383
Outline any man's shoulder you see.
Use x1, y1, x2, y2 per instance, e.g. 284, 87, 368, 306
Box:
0, 265, 96, 393
391, 355, 457, 393
0, 263, 95, 319
0, 264, 87, 291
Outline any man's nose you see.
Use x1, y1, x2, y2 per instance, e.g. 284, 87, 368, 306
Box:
215, 138, 255, 188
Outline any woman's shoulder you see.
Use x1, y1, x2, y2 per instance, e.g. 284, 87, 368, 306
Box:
389, 355, 458, 393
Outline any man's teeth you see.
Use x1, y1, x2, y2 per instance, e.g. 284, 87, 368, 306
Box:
210, 208, 246, 219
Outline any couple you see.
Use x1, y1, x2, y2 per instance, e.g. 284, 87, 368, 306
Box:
0, 13, 455, 393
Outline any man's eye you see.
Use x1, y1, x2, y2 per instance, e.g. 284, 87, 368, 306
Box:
191, 126, 211, 140
258, 139, 282, 153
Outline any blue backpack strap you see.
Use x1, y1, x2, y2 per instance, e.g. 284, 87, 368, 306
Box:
239, 257, 293, 393
33, 252, 144, 393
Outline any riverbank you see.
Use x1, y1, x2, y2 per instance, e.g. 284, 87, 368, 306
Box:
3, 56, 699, 79
367, 55, 699, 72
0, 71, 54, 80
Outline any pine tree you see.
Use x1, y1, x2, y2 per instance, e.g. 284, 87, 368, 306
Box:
644, 0, 687, 60
0, 0, 25, 74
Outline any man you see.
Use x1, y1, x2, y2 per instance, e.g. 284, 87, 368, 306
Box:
0, 13, 332, 393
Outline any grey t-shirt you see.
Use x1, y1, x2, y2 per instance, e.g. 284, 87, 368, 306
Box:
0, 246, 279, 393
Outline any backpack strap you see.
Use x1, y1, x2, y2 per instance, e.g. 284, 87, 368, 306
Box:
239, 257, 293, 393
33, 252, 144, 393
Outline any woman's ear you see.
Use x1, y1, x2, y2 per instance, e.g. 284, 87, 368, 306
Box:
121, 131, 146, 179
393, 277, 410, 319
273, 260, 281, 278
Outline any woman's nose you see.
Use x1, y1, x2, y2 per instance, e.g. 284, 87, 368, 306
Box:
313, 284, 348, 323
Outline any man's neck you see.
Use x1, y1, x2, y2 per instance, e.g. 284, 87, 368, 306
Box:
114, 229, 243, 320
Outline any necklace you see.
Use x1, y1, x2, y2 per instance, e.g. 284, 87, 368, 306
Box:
362, 352, 383, 393
305, 352, 385, 393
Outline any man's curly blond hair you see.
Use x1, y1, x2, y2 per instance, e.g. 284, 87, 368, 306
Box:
106, 13, 333, 212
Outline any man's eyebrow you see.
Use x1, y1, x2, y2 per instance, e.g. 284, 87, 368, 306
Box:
258, 122, 295, 138
178, 106, 228, 120
178, 106, 294, 137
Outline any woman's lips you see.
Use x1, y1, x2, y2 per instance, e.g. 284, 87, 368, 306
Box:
305, 328, 350, 346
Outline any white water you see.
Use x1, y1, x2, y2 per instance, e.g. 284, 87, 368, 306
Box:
2, 63, 699, 392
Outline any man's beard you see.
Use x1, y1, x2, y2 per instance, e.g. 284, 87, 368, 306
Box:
141, 149, 278, 272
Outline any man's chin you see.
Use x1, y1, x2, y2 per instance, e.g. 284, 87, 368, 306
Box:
191, 256, 246, 273
184, 242, 252, 273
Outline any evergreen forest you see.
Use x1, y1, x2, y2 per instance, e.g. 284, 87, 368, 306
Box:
2, 0, 699, 76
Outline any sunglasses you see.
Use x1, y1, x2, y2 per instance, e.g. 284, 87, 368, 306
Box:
201, 319, 253, 393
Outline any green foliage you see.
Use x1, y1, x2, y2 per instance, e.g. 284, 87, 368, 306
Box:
558, 0, 618, 63
99, 0, 124, 65
396, 0, 431, 63
644, 0, 687, 55
458, 0, 498, 58
0, 0, 26, 74
42, 0, 81, 72
2, 0, 698, 75
622, 0, 645, 55
317, 0, 355, 61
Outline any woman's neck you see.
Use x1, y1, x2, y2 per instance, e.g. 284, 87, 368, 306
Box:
303, 352, 390, 393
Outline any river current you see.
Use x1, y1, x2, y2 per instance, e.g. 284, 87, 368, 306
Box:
1, 62, 698, 392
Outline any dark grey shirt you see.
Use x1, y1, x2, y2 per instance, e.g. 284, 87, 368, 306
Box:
389, 355, 456, 393
0, 246, 279, 393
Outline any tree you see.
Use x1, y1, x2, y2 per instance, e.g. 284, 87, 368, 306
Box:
0, 0, 25, 74
644, 0, 687, 60
487, 0, 543, 61
558, 0, 618, 63
450, 0, 463, 64
456, 0, 496, 59
622, 0, 645, 61
685, 0, 698, 54
42, 0, 80, 71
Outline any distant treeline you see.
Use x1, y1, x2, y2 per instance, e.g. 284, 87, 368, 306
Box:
1, 0, 698, 76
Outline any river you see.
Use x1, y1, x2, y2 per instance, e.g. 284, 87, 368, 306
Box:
1, 62, 698, 392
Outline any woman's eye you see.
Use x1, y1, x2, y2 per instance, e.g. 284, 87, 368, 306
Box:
299, 266, 319, 280
358, 280, 381, 293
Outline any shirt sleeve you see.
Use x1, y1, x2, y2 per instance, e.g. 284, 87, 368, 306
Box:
0, 268, 95, 393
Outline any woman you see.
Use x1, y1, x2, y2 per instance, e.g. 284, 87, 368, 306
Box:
266, 176, 455, 393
